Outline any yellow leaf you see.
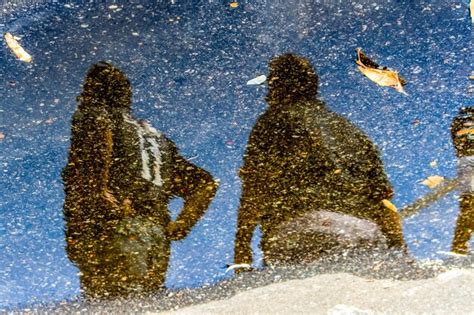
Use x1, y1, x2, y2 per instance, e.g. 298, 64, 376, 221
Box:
421, 175, 445, 189
382, 199, 398, 212
230, 2, 239, 8
471, 0, 474, 24
4, 32, 32, 63
355, 48, 407, 95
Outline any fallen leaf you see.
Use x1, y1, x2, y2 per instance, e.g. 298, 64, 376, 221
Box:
382, 199, 398, 212
230, 2, 239, 8
4, 32, 32, 63
246, 74, 266, 85
421, 175, 445, 189
0, 132, 4, 140
355, 48, 407, 95
471, 0, 474, 24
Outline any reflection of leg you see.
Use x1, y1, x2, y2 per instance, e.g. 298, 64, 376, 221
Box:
79, 255, 120, 299
145, 240, 170, 293
234, 193, 260, 266
452, 193, 474, 255
370, 203, 407, 250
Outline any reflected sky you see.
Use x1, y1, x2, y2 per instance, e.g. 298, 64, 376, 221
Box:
0, 0, 472, 310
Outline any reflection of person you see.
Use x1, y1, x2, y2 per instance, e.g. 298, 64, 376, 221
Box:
234, 54, 407, 267
450, 106, 473, 255
62, 62, 217, 298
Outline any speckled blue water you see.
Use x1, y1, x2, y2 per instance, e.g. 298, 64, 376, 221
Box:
0, 0, 472, 310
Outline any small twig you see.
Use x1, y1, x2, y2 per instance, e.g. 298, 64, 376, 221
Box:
400, 178, 459, 218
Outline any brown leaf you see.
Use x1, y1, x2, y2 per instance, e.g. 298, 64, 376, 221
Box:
355, 48, 407, 95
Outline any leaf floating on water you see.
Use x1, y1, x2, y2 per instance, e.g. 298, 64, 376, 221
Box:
471, 0, 474, 24
230, 2, 239, 8
355, 48, 407, 95
246, 75, 267, 85
421, 175, 445, 189
4, 32, 32, 63
382, 199, 398, 212
0, 132, 4, 140
225, 263, 251, 272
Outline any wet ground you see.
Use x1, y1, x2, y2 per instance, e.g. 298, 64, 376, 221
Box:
0, 0, 473, 310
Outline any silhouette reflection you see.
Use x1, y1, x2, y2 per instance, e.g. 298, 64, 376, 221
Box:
450, 106, 473, 255
62, 62, 217, 298
234, 54, 407, 268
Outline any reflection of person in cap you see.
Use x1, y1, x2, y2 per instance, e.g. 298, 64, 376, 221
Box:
62, 62, 217, 298
234, 54, 407, 268
450, 106, 473, 255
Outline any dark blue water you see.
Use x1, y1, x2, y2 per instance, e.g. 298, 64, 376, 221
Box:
0, 0, 472, 309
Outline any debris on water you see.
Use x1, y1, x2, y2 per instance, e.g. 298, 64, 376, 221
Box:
429, 160, 438, 168
0, 132, 5, 140
225, 263, 251, 272
230, 2, 239, 8
246, 75, 267, 85
470, 0, 474, 23
355, 48, 407, 95
421, 175, 444, 189
4, 32, 32, 63
382, 199, 398, 212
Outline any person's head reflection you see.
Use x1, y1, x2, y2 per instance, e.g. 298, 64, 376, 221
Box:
266, 53, 318, 106
78, 61, 132, 112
